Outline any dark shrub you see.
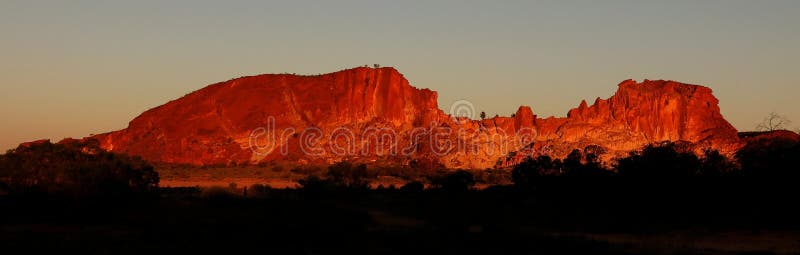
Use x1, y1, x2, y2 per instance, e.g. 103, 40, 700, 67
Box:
616, 142, 700, 178
432, 170, 475, 191
327, 161, 370, 188
562, 149, 612, 178
0, 139, 158, 198
297, 175, 335, 195
400, 181, 424, 192
737, 135, 800, 179
248, 183, 271, 198
512, 156, 562, 187
699, 149, 737, 177
200, 186, 237, 201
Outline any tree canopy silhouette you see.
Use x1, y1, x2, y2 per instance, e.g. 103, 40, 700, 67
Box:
737, 134, 800, 179
616, 142, 700, 178
432, 170, 475, 191
0, 139, 158, 197
512, 155, 562, 187
326, 161, 371, 188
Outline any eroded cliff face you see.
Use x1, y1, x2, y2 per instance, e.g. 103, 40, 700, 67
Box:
91, 67, 741, 169
512, 79, 743, 166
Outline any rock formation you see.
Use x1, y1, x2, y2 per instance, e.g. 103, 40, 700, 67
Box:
89, 67, 742, 169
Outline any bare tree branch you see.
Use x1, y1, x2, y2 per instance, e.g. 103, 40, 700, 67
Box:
756, 112, 791, 132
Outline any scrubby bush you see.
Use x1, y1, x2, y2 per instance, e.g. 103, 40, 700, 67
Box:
297, 175, 335, 195
472, 169, 512, 185
248, 183, 272, 198
200, 186, 238, 201
400, 181, 424, 192
699, 149, 737, 177
616, 142, 700, 178
0, 139, 158, 198
327, 161, 371, 188
737, 136, 800, 179
512, 156, 562, 187
432, 170, 475, 191
562, 149, 612, 178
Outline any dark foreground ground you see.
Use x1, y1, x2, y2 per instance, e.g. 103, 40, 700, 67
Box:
1, 180, 799, 255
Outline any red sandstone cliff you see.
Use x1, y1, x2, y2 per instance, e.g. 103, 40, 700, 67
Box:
90, 67, 742, 169
515, 79, 742, 165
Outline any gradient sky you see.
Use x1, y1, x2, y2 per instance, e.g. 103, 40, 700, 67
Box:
1, 0, 799, 151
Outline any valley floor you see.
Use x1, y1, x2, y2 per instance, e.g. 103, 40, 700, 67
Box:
2, 186, 799, 255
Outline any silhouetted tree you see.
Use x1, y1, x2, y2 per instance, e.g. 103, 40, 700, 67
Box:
512, 155, 563, 187
616, 142, 700, 178
561, 149, 612, 178
698, 149, 737, 177
248, 183, 271, 198
756, 112, 791, 132
563, 149, 583, 173
298, 175, 334, 194
433, 170, 475, 191
327, 161, 370, 188
583, 145, 606, 164
512, 157, 537, 187
409, 157, 444, 173
400, 181, 424, 192
0, 139, 158, 198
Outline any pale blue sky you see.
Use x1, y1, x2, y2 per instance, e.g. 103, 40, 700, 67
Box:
1, 0, 799, 150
